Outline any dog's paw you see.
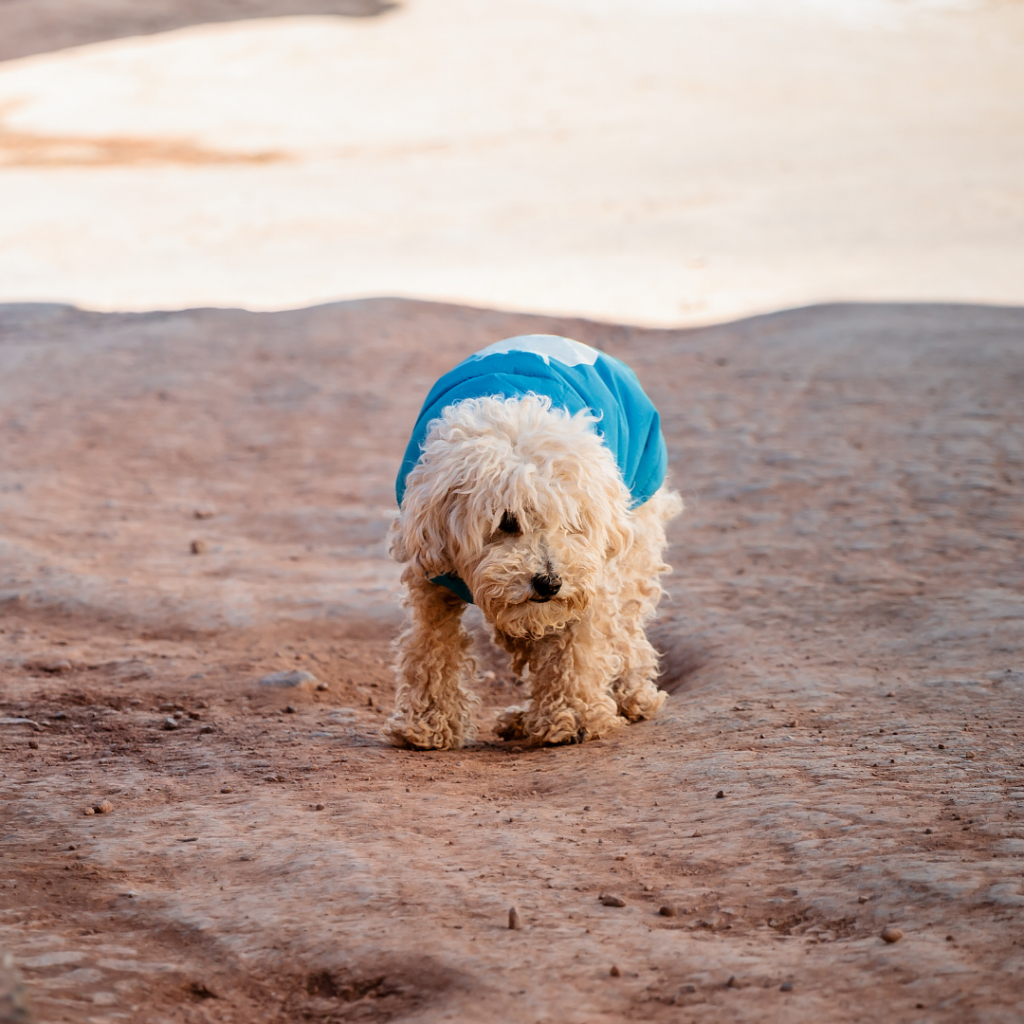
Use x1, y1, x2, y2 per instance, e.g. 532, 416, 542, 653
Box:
497, 701, 626, 745
615, 682, 668, 723
383, 705, 470, 751
494, 705, 530, 741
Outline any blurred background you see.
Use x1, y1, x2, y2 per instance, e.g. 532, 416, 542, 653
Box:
0, 0, 1022, 326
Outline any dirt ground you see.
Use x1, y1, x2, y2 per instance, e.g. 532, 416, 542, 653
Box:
1, 298, 1023, 1023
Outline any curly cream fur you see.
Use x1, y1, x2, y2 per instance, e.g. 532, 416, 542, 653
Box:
384, 394, 682, 750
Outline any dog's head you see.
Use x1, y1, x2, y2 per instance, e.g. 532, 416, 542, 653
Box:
391, 394, 632, 638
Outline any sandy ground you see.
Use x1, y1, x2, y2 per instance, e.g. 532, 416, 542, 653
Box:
0, 0, 1022, 324
1, 297, 1023, 1023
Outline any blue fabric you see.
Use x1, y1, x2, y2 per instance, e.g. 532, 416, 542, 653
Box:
396, 335, 668, 603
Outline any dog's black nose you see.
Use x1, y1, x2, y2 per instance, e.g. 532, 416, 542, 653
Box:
531, 573, 562, 599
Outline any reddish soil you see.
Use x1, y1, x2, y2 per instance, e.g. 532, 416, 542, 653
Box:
1, 299, 1023, 1023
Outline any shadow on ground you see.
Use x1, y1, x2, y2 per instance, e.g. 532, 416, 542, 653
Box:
0, 0, 398, 63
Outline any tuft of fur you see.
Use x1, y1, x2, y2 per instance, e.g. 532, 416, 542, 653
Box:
384, 394, 682, 750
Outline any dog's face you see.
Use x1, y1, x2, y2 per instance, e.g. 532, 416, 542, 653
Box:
393, 395, 633, 638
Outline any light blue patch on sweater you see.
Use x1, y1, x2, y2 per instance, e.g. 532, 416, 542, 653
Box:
397, 335, 667, 603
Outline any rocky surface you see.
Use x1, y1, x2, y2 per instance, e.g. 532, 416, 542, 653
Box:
1, 298, 1023, 1022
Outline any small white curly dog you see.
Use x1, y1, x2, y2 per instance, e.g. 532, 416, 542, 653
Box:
384, 334, 681, 750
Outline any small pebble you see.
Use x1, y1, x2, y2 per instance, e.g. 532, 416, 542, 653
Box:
28, 739, 39, 749
938, 743, 945, 749
82, 807, 95, 816
163, 717, 179, 731
200, 725, 214, 734
858, 895, 868, 904
659, 905, 677, 917
600, 894, 626, 907
946, 935, 954, 942
786, 720, 798, 728
881, 926, 903, 944
285, 705, 296, 714
965, 751, 976, 760
190, 539, 207, 555
94, 800, 113, 815
715, 790, 725, 799
780, 981, 793, 992
583, 805, 591, 811
508, 907, 522, 930
609, 965, 621, 978
220, 786, 233, 793
925, 828, 932, 834
314, 803, 325, 811
316, 681, 329, 691
726, 976, 737, 988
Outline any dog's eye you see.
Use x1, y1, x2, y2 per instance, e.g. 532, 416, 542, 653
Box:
498, 510, 521, 535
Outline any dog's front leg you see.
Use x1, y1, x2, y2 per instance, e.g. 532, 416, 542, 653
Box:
495, 620, 626, 746
384, 571, 478, 750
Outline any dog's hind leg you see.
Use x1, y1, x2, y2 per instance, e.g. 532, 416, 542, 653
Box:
610, 631, 667, 722
384, 571, 478, 751
609, 486, 678, 721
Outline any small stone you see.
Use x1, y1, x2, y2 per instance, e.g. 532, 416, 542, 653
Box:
938, 743, 945, 749
285, 705, 297, 714
780, 981, 793, 992
316, 681, 329, 691
786, 720, 798, 728
881, 926, 903, 944
258, 670, 318, 690
600, 894, 626, 907
508, 907, 522, 930
200, 724, 214, 734
609, 965, 621, 978
82, 806, 95, 816
510, 746, 523, 753
659, 905, 677, 917
858, 895, 868, 904
946, 935, 954, 942
163, 717, 179, 730
193, 508, 215, 519
726, 975, 737, 988
28, 739, 39, 749
314, 802, 325, 811
965, 751, 976, 760
583, 805, 591, 811
925, 828, 932, 834
33, 658, 73, 674
715, 790, 725, 799
94, 800, 113, 814
221, 786, 233, 793
190, 539, 207, 555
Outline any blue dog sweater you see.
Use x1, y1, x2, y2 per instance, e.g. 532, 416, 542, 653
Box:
397, 335, 668, 603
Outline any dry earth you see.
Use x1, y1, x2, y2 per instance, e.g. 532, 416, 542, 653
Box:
1, 299, 1023, 1023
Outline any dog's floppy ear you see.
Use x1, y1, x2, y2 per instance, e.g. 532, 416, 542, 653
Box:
390, 475, 455, 578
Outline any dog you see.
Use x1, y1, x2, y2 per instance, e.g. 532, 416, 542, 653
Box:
384, 334, 681, 749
